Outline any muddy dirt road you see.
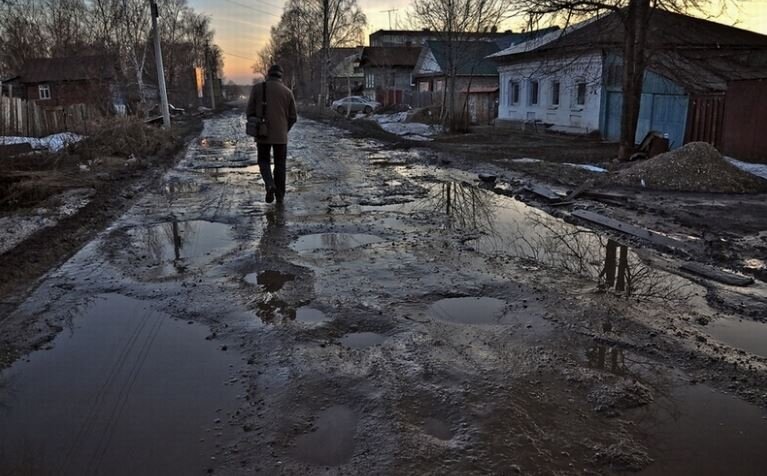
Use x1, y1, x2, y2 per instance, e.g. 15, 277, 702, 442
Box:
1, 113, 767, 475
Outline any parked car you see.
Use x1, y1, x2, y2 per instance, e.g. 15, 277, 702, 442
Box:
331, 96, 381, 114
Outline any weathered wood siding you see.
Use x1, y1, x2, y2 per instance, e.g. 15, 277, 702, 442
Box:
0, 96, 100, 138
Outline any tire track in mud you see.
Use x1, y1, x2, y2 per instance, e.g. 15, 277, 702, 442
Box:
59, 305, 159, 472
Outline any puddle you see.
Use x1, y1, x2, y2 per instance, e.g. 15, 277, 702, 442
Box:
429, 297, 509, 325
296, 307, 328, 324
339, 332, 386, 349
290, 233, 385, 252
637, 384, 767, 475
0, 294, 240, 474
128, 220, 235, 274
704, 318, 767, 357
244, 270, 295, 292
423, 417, 453, 440
586, 343, 629, 376
391, 179, 703, 304
291, 405, 358, 466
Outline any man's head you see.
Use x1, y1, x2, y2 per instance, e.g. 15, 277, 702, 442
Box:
268, 64, 284, 79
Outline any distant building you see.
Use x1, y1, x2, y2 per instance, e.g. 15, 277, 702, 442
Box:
490, 9, 767, 158
328, 49, 364, 100
369, 29, 520, 48
18, 55, 121, 111
359, 46, 422, 106
308, 47, 364, 101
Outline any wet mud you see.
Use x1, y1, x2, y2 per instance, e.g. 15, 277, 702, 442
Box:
0, 294, 241, 475
2, 113, 767, 474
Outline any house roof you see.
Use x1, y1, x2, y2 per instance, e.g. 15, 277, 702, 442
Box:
19, 55, 117, 83
491, 9, 767, 61
649, 50, 767, 93
370, 29, 516, 39
359, 47, 422, 68
423, 41, 501, 76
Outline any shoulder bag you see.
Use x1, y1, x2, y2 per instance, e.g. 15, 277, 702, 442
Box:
246, 82, 269, 140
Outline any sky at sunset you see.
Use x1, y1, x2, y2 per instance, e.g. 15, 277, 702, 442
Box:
187, 0, 767, 84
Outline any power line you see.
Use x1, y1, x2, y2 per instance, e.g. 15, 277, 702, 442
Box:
221, 50, 259, 62
221, 0, 282, 19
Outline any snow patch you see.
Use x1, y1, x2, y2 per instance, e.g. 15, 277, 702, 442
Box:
726, 157, 767, 181
0, 132, 84, 153
0, 188, 94, 254
370, 113, 441, 141
563, 163, 608, 173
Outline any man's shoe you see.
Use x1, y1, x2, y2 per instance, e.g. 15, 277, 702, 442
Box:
265, 187, 275, 203
276, 193, 285, 203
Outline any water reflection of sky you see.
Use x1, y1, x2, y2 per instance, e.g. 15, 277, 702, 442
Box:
407, 181, 694, 304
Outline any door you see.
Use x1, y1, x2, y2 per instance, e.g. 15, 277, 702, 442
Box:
604, 91, 622, 142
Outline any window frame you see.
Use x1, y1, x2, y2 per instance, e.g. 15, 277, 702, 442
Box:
550, 80, 560, 107
38, 83, 51, 100
528, 80, 539, 106
508, 80, 520, 106
575, 80, 587, 107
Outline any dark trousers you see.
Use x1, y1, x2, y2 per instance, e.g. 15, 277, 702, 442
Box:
257, 143, 287, 197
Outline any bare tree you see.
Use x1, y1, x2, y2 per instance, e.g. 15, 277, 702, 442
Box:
0, 0, 47, 73
254, 0, 364, 101
411, 0, 512, 132
317, 0, 366, 104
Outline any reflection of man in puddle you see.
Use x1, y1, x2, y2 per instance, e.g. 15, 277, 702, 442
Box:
246, 64, 297, 204
255, 206, 295, 323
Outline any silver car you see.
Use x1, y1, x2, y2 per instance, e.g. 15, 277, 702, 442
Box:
331, 96, 380, 114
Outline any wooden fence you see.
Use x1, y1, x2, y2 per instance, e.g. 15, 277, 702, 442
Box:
0, 96, 101, 138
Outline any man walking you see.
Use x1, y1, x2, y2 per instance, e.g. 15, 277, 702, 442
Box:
246, 64, 297, 203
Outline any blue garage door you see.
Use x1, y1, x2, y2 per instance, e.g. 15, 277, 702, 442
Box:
635, 94, 689, 149
604, 91, 688, 149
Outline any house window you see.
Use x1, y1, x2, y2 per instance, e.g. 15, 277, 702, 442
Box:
366, 72, 374, 89
508, 80, 520, 106
550, 80, 560, 106
418, 81, 431, 93
435, 79, 444, 92
528, 80, 539, 106
576, 81, 587, 106
38, 84, 51, 100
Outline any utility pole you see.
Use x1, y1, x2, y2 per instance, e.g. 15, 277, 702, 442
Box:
320, 0, 330, 106
206, 41, 216, 110
381, 9, 398, 30
150, 0, 171, 128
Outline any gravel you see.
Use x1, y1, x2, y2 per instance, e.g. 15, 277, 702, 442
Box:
614, 142, 767, 193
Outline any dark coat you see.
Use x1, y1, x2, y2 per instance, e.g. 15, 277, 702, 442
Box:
246, 78, 297, 144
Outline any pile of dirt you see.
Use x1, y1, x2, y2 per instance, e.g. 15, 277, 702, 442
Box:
614, 142, 767, 193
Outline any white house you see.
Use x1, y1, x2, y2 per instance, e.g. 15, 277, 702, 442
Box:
488, 10, 767, 151
489, 21, 603, 134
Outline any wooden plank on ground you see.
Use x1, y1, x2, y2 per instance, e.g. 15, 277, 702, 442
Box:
525, 183, 562, 201
680, 262, 754, 286
572, 209, 696, 252
563, 179, 595, 202
581, 191, 631, 201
